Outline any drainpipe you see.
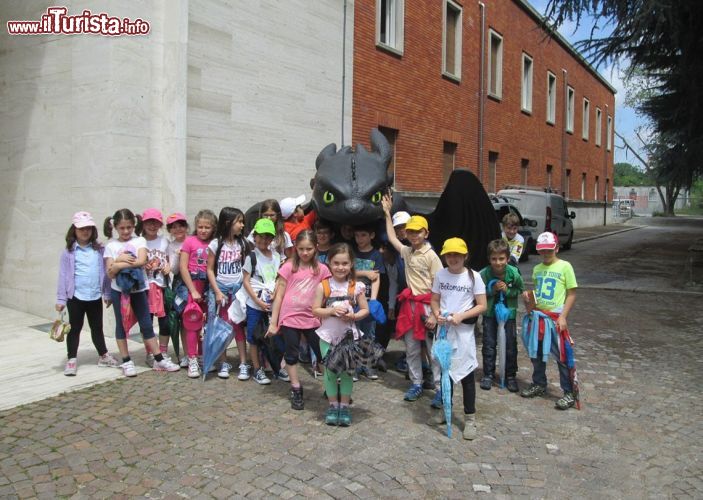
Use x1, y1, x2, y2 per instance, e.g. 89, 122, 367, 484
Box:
341, 0, 347, 147
561, 68, 568, 197
478, 2, 486, 181
603, 103, 609, 225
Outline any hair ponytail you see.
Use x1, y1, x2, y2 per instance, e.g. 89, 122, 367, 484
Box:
103, 217, 113, 239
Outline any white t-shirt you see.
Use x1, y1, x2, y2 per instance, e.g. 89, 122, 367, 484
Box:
167, 239, 184, 277
242, 248, 282, 310
145, 236, 169, 288
104, 236, 148, 292
207, 238, 245, 287
431, 267, 486, 382
246, 230, 293, 255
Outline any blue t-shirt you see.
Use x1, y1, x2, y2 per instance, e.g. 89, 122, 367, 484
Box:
355, 248, 385, 299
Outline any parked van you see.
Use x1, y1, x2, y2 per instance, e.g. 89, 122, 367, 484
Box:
497, 187, 576, 250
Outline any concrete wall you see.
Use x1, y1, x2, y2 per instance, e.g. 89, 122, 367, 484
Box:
569, 201, 609, 228
0, 0, 352, 317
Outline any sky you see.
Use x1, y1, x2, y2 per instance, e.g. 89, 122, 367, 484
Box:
528, 0, 641, 165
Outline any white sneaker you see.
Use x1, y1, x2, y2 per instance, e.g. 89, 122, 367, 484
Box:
237, 363, 250, 381
179, 356, 189, 368
97, 353, 119, 367
218, 362, 232, 379
187, 357, 201, 379
153, 357, 180, 372
64, 358, 77, 376
145, 353, 155, 368
121, 360, 137, 377
253, 368, 271, 385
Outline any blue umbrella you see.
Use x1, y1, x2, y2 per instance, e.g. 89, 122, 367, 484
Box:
488, 279, 511, 389
432, 316, 453, 438
201, 289, 236, 381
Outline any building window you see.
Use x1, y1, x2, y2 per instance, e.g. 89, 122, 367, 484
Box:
376, 0, 404, 54
595, 175, 600, 200
595, 107, 602, 147
521, 53, 533, 113
582, 98, 590, 141
546, 72, 556, 124
607, 115, 613, 151
442, 0, 462, 80
442, 141, 457, 185
581, 172, 586, 200
521, 159, 529, 185
378, 126, 398, 185
566, 86, 575, 133
546, 164, 553, 188
488, 151, 498, 193
649, 188, 657, 201
565, 169, 571, 199
488, 30, 503, 99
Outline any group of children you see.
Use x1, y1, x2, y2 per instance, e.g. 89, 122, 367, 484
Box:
56, 194, 579, 436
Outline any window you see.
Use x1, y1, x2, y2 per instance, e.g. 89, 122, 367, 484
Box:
565, 169, 571, 199
521, 159, 529, 185
607, 115, 613, 151
595, 175, 600, 200
521, 53, 533, 112
581, 172, 586, 200
442, 141, 457, 185
376, 0, 404, 54
546, 164, 553, 188
546, 72, 556, 124
595, 108, 602, 147
488, 151, 498, 193
378, 126, 398, 185
566, 86, 575, 133
488, 30, 503, 98
442, 0, 462, 80
582, 98, 590, 140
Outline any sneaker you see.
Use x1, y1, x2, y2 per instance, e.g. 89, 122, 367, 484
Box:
97, 353, 119, 368
506, 378, 519, 393
217, 362, 232, 379
430, 390, 443, 409
153, 357, 180, 372
325, 406, 339, 426
145, 353, 155, 368
555, 392, 576, 410
365, 367, 379, 380
463, 414, 477, 440
352, 373, 359, 382
64, 358, 77, 376
338, 406, 352, 427
276, 368, 290, 382
290, 388, 304, 410
237, 363, 250, 381
121, 360, 137, 377
427, 411, 446, 426
253, 368, 271, 385
404, 384, 423, 402
187, 357, 201, 379
179, 356, 189, 369
480, 376, 493, 391
520, 384, 546, 398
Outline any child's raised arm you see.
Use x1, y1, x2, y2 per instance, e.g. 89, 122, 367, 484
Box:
382, 194, 404, 254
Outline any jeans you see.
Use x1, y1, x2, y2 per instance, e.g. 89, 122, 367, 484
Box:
356, 315, 376, 341
246, 305, 284, 373
66, 297, 108, 359
481, 316, 518, 379
530, 341, 573, 392
110, 289, 155, 341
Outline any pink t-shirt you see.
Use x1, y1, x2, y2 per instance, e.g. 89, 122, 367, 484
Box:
278, 261, 331, 329
180, 235, 210, 275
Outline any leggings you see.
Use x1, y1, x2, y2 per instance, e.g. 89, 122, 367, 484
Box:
280, 326, 322, 365
110, 289, 155, 341
320, 340, 353, 398
66, 297, 108, 359
450, 371, 476, 415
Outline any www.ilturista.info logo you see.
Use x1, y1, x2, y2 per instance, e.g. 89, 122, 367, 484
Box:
7, 6, 150, 36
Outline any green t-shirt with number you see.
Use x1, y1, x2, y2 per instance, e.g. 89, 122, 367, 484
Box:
532, 259, 577, 313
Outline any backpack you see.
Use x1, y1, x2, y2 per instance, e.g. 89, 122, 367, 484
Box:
321, 278, 356, 308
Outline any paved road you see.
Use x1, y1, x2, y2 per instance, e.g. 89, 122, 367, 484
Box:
1, 218, 702, 498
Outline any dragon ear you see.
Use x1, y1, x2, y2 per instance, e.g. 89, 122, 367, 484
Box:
355, 143, 369, 156
371, 128, 392, 167
316, 143, 337, 170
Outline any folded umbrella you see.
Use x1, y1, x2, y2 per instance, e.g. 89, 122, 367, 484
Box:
201, 292, 234, 381
322, 330, 384, 376
432, 317, 453, 438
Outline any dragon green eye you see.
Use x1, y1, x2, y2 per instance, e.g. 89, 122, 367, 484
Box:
371, 191, 382, 204
323, 191, 335, 204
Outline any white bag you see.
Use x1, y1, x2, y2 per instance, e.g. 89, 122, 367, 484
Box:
227, 288, 248, 324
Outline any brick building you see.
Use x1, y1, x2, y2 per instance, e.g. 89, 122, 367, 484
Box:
352, 0, 615, 204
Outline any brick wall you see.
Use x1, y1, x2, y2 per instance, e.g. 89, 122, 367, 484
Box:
352, 0, 614, 202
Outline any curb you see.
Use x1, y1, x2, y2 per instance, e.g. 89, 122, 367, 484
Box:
572, 225, 643, 244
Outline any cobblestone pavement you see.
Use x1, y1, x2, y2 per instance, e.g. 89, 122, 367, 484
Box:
1, 287, 702, 499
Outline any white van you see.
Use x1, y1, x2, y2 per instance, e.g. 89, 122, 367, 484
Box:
497, 188, 576, 250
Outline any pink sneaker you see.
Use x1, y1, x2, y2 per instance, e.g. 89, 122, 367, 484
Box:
97, 353, 120, 367
64, 358, 77, 376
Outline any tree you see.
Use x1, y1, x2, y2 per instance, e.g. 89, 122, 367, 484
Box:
543, 0, 703, 197
614, 162, 648, 186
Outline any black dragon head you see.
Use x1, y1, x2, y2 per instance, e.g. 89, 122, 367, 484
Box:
311, 128, 393, 225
